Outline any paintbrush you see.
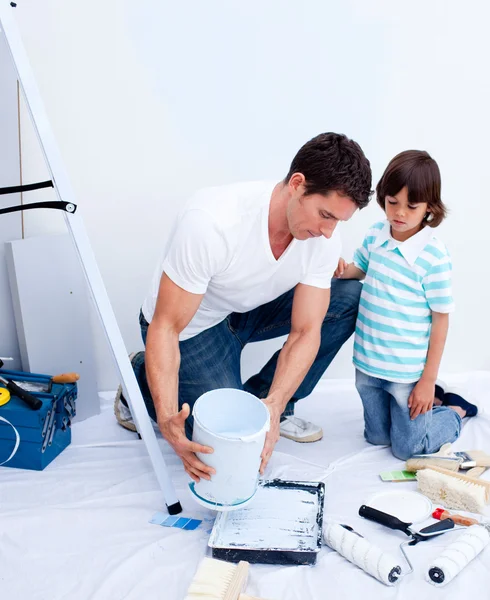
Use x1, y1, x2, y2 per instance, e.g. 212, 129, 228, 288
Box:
184, 558, 272, 600
417, 465, 490, 513
185, 558, 249, 600
432, 507, 490, 527
406, 443, 490, 472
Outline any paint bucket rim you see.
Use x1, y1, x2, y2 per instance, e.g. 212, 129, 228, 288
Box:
193, 387, 270, 441
188, 481, 257, 511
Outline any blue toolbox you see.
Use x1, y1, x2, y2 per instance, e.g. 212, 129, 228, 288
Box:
0, 368, 77, 470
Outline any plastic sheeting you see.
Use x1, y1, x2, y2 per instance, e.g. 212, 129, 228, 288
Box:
1, 372, 489, 599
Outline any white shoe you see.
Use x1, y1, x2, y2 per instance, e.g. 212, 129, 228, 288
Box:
279, 416, 323, 443
114, 352, 138, 433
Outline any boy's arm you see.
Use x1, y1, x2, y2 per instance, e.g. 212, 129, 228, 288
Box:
334, 259, 366, 280
335, 230, 372, 280
408, 312, 449, 420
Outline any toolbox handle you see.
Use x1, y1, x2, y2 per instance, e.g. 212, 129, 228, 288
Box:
0, 416, 21, 465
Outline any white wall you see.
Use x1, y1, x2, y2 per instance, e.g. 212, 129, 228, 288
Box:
0, 28, 22, 369
11, 0, 490, 390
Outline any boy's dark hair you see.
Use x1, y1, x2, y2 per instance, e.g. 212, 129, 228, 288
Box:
376, 150, 447, 227
285, 133, 373, 209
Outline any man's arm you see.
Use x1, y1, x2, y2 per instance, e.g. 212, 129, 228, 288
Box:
408, 312, 449, 420
260, 283, 331, 472
146, 273, 215, 482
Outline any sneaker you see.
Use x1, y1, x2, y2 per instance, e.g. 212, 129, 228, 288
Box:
114, 352, 139, 433
279, 416, 323, 443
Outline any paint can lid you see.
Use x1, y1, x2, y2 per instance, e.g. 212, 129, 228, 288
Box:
366, 490, 432, 523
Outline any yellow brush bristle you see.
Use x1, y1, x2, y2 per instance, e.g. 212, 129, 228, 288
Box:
185, 558, 249, 600
406, 456, 461, 472
416, 466, 490, 513
467, 450, 490, 468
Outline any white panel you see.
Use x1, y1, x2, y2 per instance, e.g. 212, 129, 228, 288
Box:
0, 5, 180, 508
0, 21, 22, 369
5, 234, 100, 421
8, 0, 489, 378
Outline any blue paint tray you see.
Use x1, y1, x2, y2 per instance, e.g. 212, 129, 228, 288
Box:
208, 479, 325, 565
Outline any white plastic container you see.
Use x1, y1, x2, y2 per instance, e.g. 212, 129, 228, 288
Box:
189, 388, 270, 511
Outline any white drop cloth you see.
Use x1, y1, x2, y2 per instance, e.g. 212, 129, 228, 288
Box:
1, 372, 489, 599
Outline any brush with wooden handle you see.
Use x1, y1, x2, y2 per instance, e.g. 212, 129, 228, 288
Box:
432, 507, 490, 528
416, 465, 490, 513
185, 558, 272, 600
185, 558, 249, 600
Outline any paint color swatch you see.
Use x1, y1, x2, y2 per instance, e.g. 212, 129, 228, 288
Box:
150, 512, 202, 530
379, 470, 417, 482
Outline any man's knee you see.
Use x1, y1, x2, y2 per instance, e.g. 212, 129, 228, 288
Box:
333, 278, 362, 301
327, 279, 362, 321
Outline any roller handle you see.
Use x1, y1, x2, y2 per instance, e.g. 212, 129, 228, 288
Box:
419, 519, 455, 535
359, 505, 412, 535
413, 518, 455, 542
51, 372, 80, 384
1, 377, 42, 410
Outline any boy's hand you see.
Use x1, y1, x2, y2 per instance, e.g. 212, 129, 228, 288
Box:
408, 379, 435, 419
334, 258, 348, 278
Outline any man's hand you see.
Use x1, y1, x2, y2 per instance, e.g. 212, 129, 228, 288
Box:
260, 400, 282, 474
158, 403, 215, 483
334, 257, 348, 278
408, 379, 435, 420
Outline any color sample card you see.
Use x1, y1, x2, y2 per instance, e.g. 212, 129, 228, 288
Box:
150, 512, 202, 530
379, 470, 417, 482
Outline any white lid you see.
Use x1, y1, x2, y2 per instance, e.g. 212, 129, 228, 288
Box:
366, 490, 433, 523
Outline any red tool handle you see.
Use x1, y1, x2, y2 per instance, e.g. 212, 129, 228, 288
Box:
433, 508, 479, 527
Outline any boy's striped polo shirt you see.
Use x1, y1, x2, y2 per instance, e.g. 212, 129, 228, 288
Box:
352, 220, 454, 383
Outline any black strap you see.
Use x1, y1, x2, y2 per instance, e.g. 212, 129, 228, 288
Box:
0, 201, 77, 216
0, 180, 54, 196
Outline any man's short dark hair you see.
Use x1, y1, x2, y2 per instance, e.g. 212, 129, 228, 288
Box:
285, 132, 373, 209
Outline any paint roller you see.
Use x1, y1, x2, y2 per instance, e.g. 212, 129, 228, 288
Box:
426, 521, 490, 586
325, 505, 464, 585
323, 523, 403, 586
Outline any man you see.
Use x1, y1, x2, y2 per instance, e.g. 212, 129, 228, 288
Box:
115, 132, 372, 482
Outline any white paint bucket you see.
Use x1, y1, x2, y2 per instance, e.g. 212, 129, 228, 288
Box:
190, 388, 270, 511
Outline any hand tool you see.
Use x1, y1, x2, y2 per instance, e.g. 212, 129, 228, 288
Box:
0, 375, 42, 410
359, 504, 464, 576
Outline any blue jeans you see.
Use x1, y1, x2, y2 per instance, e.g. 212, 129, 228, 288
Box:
355, 369, 462, 460
132, 279, 362, 438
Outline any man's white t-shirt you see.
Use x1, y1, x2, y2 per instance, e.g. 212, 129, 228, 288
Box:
142, 181, 341, 340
